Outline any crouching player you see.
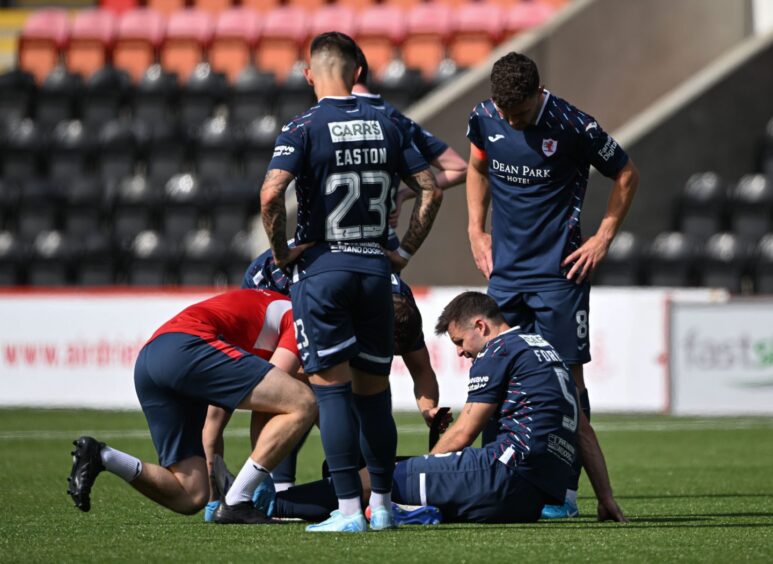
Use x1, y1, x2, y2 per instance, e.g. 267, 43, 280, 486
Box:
261, 292, 626, 523
67, 289, 317, 524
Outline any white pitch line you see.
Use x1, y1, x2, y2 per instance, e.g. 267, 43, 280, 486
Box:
1, 420, 773, 441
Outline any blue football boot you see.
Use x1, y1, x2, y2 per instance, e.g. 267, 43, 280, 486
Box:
306, 510, 367, 533
541, 498, 579, 519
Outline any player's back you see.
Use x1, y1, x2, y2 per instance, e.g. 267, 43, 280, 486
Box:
269, 96, 428, 280
149, 289, 296, 360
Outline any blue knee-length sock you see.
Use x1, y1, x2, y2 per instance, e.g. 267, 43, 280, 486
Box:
352, 387, 397, 495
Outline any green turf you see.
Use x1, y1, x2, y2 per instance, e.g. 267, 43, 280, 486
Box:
1, 410, 772, 563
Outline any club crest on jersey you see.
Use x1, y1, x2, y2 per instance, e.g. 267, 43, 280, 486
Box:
541, 138, 558, 157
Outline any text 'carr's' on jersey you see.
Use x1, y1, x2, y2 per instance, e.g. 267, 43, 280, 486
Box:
268, 96, 429, 281
467, 91, 629, 291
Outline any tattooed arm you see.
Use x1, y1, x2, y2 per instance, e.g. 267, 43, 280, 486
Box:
430, 402, 496, 454
386, 169, 443, 271
260, 169, 308, 269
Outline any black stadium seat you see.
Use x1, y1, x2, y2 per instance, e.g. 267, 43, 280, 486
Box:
49, 120, 90, 181
195, 116, 237, 182
16, 179, 61, 240
646, 231, 696, 287
1, 118, 43, 181
98, 120, 138, 184
27, 230, 74, 286
240, 115, 278, 182
592, 231, 642, 286
754, 234, 773, 294
144, 122, 189, 187
377, 61, 424, 112
0, 69, 35, 126
679, 172, 726, 240
729, 174, 773, 243
177, 228, 224, 286
81, 66, 131, 132
77, 232, 115, 286
36, 66, 81, 131
697, 232, 749, 293
276, 66, 315, 123
162, 173, 204, 238
179, 63, 226, 130
126, 230, 173, 286
228, 66, 276, 125
64, 175, 105, 238
0, 230, 25, 285
112, 173, 156, 243
133, 65, 180, 131
225, 229, 258, 285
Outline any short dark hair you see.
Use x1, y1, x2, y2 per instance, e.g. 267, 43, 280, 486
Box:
490, 52, 540, 108
393, 293, 423, 356
435, 291, 504, 335
309, 31, 359, 63
354, 44, 368, 85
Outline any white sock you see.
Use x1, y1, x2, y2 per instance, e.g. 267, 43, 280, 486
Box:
225, 458, 269, 506
274, 481, 294, 493
100, 446, 142, 483
370, 491, 391, 510
566, 489, 578, 504
338, 497, 361, 516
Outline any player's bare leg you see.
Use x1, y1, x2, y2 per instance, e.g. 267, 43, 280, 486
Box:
129, 456, 210, 514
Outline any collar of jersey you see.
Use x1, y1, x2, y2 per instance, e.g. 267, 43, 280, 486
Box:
533, 90, 551, 126
353, 92, 382, 100
319, 95, 357, 104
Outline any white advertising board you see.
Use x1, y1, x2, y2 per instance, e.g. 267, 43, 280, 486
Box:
670, 300, 773, 415
0, 287, 724, 412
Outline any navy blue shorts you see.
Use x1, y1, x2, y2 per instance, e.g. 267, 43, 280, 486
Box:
392, 446, 547, 523
488, 283, 591, 365
289, 270, 393, 375
134, 332, 272, 467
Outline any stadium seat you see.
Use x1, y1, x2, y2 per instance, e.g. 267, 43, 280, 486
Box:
126, 230, 173, 285
177, 228, 224, 285
308, 6, 356, 54
449, 3, 504, 69
228, 66, 276, 124
76, 232, 116, 285
1, 118, 42, 181
276, 66, 316, 122
147, 0, 186, 17
27, 230, 74, 286
179, 63, 226, 128
355, 5, 405, 78
18, 9, 69, 84
0, 179, 21, 229
161, 10, 215, 83
240, 115, 279, 181
646, 231, 696, 287
64, 175, 105, 238
729, 174, 773, 243
763, 117, 773, 187
697, 232, 748, 293
35, 67, 81, 131
377, 61, 424, 111
133, 64, 180, 129
66, 10, 118, 80
287, 0, 327, 11
225, 229, 261, 285
240, 0, 281, 12
381, 0, 422, 9
144, 122, 189, 186
402, 3, 452, 80
194, 116, 237, 181
256, 7, 309, 82
592, 231, 642, 286
81, 66, 132, 132
16, 179, 62, 241
679, 172, 726, 240
112, 173, 157, 242
210, 9, 262, 83
0, 231, 24, 285
505, 1, 557, 36
194, 0, 232, 15
163, 173, 205, 238
100, 0, 139, 15
336, 0, 375, 11
49, 120, 90, 181
754, 234, 773, 294
98, 120, 139, 184
114, 9, 166, 83
0, 69, 35, 126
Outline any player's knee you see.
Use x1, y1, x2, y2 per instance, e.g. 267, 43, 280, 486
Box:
297, 387, 318, 422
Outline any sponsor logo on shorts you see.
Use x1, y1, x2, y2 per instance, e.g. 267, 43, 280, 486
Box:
468, 375, 490, 392
328, 120, 384, 142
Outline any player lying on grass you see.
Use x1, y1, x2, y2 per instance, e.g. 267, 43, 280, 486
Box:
199, 245, 453, 521
252, 292, 627, 524
67, 289, 316, 524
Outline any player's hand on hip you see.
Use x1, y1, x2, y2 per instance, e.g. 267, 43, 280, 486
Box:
597, 496, 628, 523
469, 232, 493, 279
384, 248, 409, 272
389, 187, 416, 228
275, 242, 315, 271
562, 234, 610, 283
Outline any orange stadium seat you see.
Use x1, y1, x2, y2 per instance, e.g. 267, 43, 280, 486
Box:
355, 5, 405, 77
147, 0, 187, 17
210, 8, 262, 82
307, 5, 356, 55
402, 3, 451, 79
161, 10, 215, 82
114, 9, 166, 82
194, 0, 234, 15
381, 0, 423, 10
66, 10, 118, 80
18, 9, 69, 84
100, 0, 140, 15
335, 0, 375, 12
256, 6, 309, 81
240, 0, 282, 13
286, 0, 328, 11
449, 3, 503, 68
505, 1, 558, 36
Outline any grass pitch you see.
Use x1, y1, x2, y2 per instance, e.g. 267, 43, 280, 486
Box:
1, 409, 772, 563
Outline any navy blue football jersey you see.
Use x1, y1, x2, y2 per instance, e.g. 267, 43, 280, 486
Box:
268, 96, 428, 281
467, 327, 579, 502
354, 92, 448, 162
467, 91, 629, 291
